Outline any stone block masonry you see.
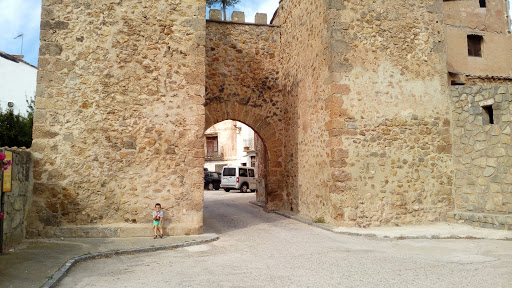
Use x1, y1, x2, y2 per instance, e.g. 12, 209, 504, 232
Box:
450, 86, 512, 230
328, 0, 452, 227
278, 0, 332, 216
30, 0, 207, 237
255, 13, 267, 25
278, 0, 452, 227
1, 148, 32, 251
29, 0, 512, 238
205, 19, 284, 208
231, 11, 245, 23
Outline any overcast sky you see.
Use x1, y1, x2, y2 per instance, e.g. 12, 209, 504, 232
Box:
1, 0, 512, 68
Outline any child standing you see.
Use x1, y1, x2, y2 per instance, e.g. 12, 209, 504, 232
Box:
153, 203, 164, 239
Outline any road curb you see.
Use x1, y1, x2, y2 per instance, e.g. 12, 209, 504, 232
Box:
249, 201, 512, 241
41, 235, 220, 288
249, 201, 343, 233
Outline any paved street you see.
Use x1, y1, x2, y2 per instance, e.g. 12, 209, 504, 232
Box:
58, 190, 512, 288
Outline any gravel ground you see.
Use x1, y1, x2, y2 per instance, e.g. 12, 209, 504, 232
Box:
58, 190, 512, 288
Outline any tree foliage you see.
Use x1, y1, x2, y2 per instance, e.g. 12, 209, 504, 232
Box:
207, 0, 241, 20
0, 99, 34, 148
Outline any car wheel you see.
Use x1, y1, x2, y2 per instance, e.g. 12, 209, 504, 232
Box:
208, 183, 214, 190
224, 188, 231, 192
241, 183, 248, 193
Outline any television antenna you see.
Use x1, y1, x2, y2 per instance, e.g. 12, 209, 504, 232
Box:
13, 33, 24, 55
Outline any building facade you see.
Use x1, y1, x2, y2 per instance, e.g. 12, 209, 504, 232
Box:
445, 0, 512, 84
0, 51, 37, 116
204, 120, 261, 173
28, 0, 512, 238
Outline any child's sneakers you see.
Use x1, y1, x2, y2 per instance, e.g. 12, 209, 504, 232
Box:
153, 235, 158, 239
159, 234, 163, 239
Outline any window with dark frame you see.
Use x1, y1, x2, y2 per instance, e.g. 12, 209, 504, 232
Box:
467, 35, 483, 57
479, 0, 486, 8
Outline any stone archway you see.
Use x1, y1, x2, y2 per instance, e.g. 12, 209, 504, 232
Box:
205, 20, 287, 209
205, 102, 283, 207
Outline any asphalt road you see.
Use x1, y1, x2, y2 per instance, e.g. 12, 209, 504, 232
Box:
58, 190, 512, 287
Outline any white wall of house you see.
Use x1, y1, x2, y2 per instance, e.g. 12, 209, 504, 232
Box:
0, 54, 37, 116
204, 159, 238, 173
236, 122, 255, 166
204, 120, 258, 172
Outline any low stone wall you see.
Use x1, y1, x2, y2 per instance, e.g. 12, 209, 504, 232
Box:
450, 86, 512, 230
1, 148, 32, 251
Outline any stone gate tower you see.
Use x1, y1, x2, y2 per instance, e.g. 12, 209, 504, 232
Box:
30, 0, 207, 236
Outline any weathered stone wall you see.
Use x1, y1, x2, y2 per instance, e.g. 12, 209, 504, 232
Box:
278, 0, 331, 215
205, 20, 284, 207
1, 148, 32, 251
30, 0, 206, 237
327, 0, 452, 227
450, 85, 512, 230
277, 0, 452, 227
34, 0, 512, 235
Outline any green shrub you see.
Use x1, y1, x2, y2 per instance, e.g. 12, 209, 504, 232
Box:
313, 217, 325, 224
0, 99, 34, 148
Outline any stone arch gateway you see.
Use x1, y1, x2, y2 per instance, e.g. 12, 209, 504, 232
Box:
28, 2, 291, 238
205, 19, 289, 210
29, 0, 490, 237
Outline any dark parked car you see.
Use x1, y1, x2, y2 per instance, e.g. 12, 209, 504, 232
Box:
204, 171, 221, 190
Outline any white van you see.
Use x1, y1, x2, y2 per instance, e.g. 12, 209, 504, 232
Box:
221, 166, 258, 193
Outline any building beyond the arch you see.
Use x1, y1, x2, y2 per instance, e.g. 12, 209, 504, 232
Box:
27, 0, 512, 237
